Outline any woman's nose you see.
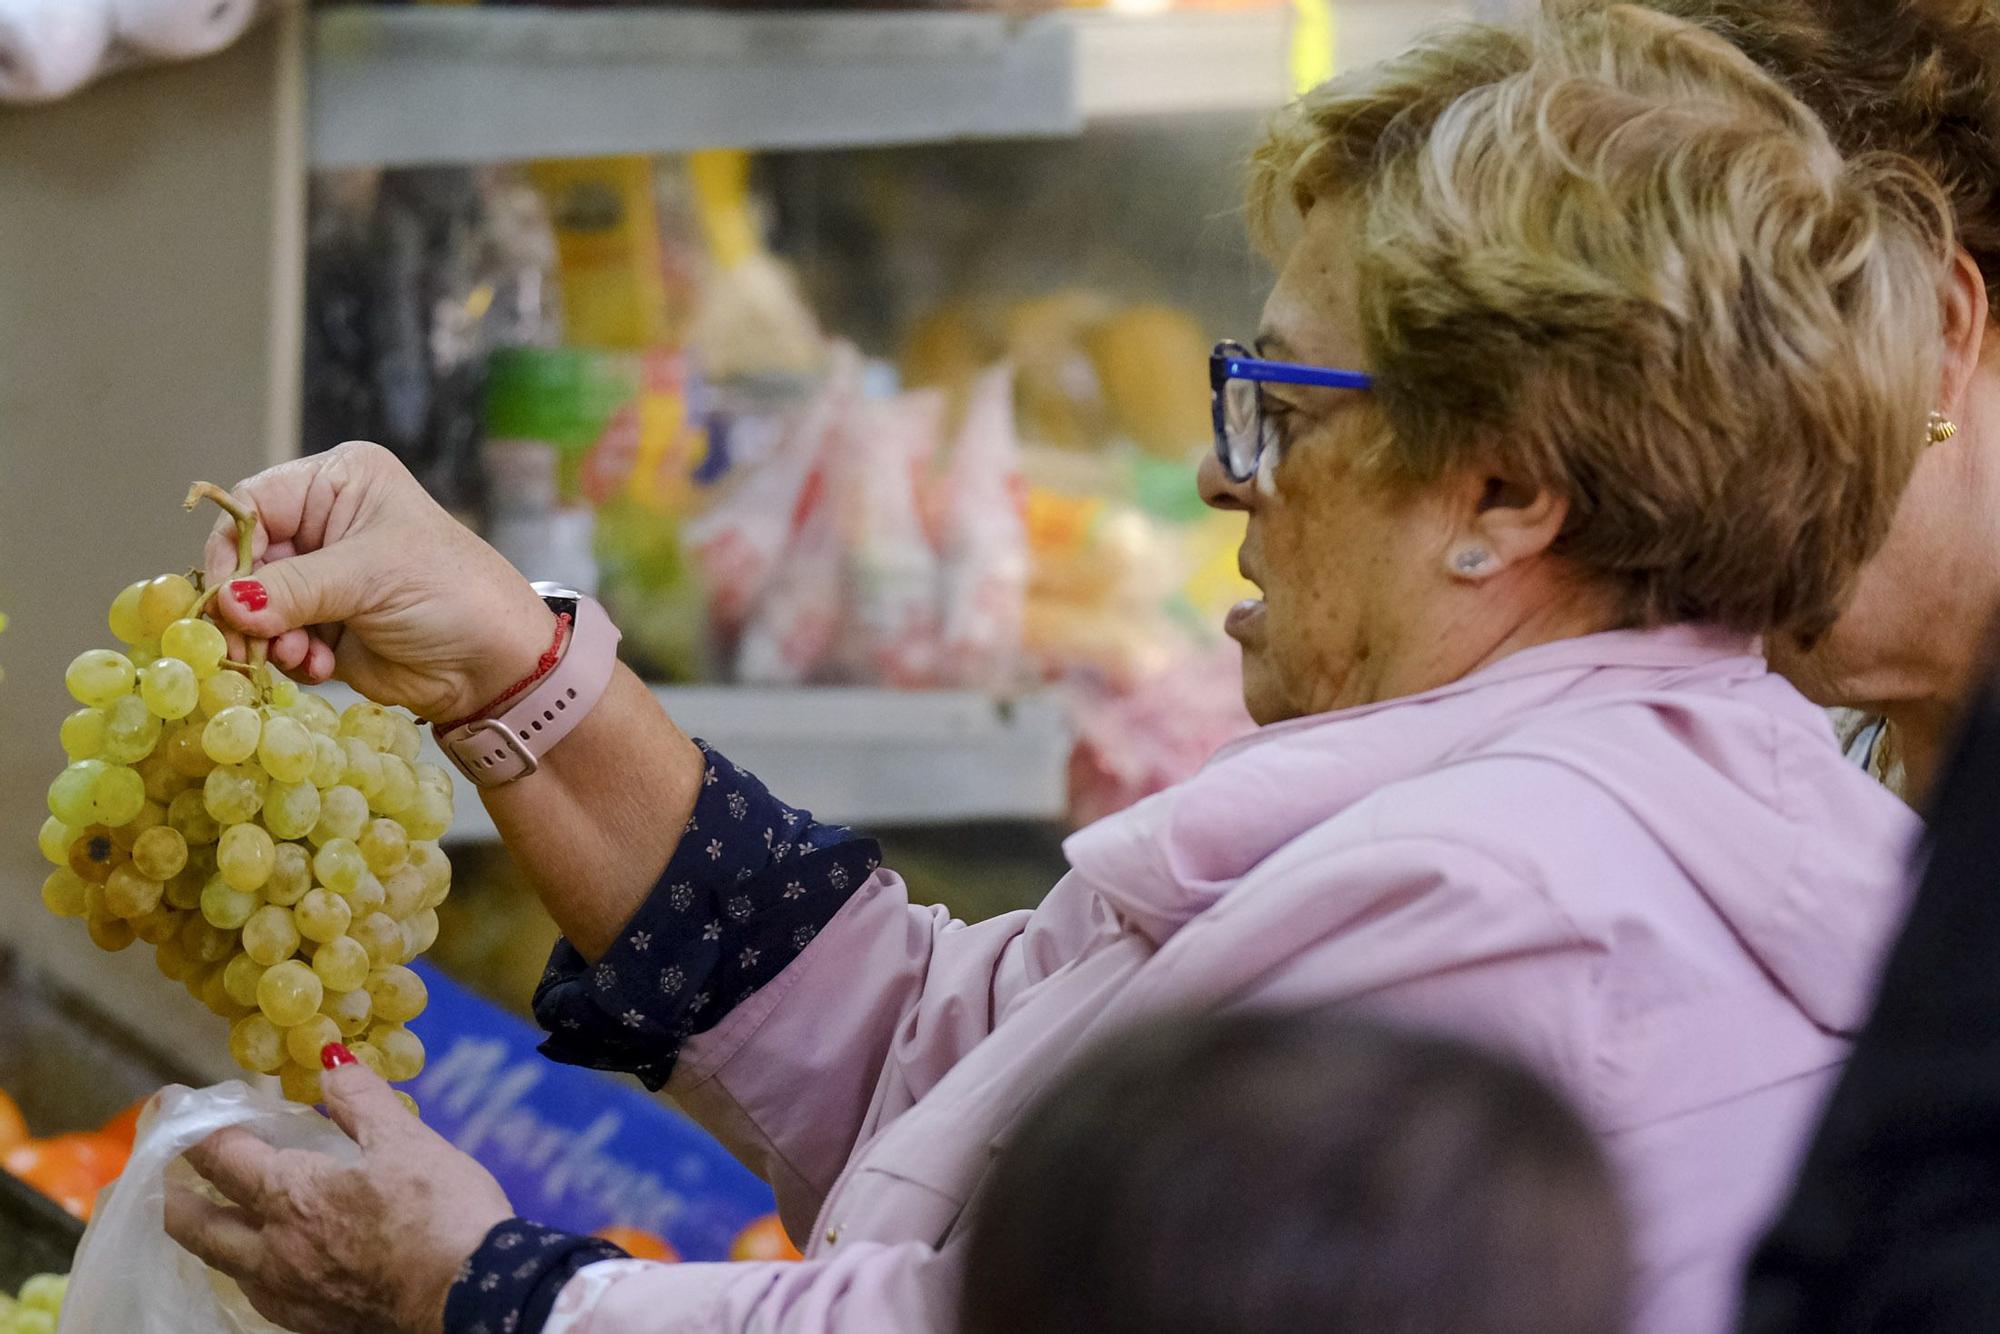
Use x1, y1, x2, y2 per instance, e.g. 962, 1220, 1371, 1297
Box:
1198, 449, 1254, 512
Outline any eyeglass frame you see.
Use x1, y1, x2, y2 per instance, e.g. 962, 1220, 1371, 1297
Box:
1210, 340, 1375, 484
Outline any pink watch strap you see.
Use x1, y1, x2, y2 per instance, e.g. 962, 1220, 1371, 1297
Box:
437, 592, 622, 787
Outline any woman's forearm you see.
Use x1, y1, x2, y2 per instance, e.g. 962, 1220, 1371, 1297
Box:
481, 665, 705, 960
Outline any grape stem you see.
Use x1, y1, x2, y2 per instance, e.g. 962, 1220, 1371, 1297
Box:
185, 481, 272, 684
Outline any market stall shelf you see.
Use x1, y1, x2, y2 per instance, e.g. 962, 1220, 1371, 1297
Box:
318, 684, 1073, 835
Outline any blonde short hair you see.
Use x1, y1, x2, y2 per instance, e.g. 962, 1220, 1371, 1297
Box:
1250, 3, 1954, 639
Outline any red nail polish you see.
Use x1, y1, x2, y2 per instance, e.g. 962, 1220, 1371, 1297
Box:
229, 579, 268, 611
321, 1042, 358, 1070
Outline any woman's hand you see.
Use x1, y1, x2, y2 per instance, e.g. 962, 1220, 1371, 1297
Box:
164, 1058, 513, 1334
202, 440, 554, 723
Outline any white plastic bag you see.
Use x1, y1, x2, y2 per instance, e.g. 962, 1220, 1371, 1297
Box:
59, 1081, 359, 1334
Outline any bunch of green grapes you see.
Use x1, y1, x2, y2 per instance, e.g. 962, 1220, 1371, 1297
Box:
35, 488, 452, 1108
0, 1272, 67, 1334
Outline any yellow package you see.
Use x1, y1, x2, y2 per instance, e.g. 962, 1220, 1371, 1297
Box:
527, 155, 674, 349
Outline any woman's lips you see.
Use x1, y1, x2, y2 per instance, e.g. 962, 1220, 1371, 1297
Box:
1225, 599, 1267, 641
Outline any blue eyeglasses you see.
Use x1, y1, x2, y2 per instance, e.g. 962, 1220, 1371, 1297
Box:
1210, 340, 1374, 483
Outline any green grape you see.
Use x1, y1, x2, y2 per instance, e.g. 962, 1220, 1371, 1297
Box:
352, 912, 404, 967
197, 670, 256, 719
108, 579, 148, 644
37, 817, 78, 867
312, 935, 370, 992
402, 907, 440, 961
67, 829, 118, 885
163, 868, 204, 912
201, 963, 243, 1018
343, 874, 386, 917
294, 888, 351, 944
140, 753, 187, 804
137, 574, 198, 637
309, 734, 347, 788
373, 755, 417, 817
40, 868, 87, 918
311, 839, 365, 894
104, 864, 164, 919
278, 1061, 323, 1105
138, 657, 198, 720
369, 1024, 426, 1082
164, 721, 217, 778
127, 638, 161, 668
257, 960, 323, 1028
414, 762, 453, 799
340, 739, 384, 800
179, 914, 235, 964
18, 1273, 65, 1314
130, 825, 188, 880
100, 695, 162, 765
90, 764, 147, 827
356, 818, 409, 877
296, 694, 341, 737
339, 702, 391, 746
160, 617, 226, 676
48, 762, 103, 826
217, 822, 276, 891
346, 1040, 386, 1078
167, 788, 221, 845
385, 715, 423, 764
199, 874, 258, 930
365, 964, 427, 1024
414, 842, 452, 905
59, 708, 106, 761
223, 953, 268, 1008
262, 780, 321, 841
201, 706, 261, 765
381, 866, 425, 919
264, 841, 312, 907
285, 1014, 342, 1069
65, 649, 135, 707
133, 907, 184, 946
309, 786, 367, 846
241, 904, 300, 967
257, 716, 314, 784
108, 799, 164, 851
320, 985, 372, 1037
400, 790, 451, 844
270, 678, 300, 708
87, 914, 135, 952
152, 936, 194, 982
17, 1308, 56, 1334
229, 1014, 286, 1075
202, 763, 266, 824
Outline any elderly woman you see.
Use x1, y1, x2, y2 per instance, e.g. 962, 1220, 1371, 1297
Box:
163, 7, 1950, 1334
1643, 0, 2000, 804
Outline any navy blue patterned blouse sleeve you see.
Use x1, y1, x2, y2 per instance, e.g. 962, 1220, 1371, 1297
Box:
444, 1217, 627, 1334
533, 740, 881, 1091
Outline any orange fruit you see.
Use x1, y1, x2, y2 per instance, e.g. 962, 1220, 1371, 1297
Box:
100, 1096, 152, 1149
594, 1226, 679, 1262
729, 1214, 802, 1263
0, 1091, 29, 1156
5, 1134, 125, 1220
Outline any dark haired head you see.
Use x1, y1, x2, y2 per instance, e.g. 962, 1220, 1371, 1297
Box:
962, 1011, 1628, 1334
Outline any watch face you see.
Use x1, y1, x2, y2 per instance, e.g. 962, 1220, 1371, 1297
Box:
530, 581, 584, 601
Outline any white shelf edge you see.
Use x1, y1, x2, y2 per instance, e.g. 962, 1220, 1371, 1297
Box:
1073, 10, 1294, 120
309, 6, 1081, 169
317, 683, 1073, 838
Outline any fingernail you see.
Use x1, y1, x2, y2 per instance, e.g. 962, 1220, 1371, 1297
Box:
229, 579, 268, 611
321, 1042, 357, 1070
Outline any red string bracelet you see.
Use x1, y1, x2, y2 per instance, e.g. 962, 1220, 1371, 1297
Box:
435, 611, 572, 732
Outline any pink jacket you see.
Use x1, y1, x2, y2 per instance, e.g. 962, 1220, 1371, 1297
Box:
547, 626, 1920, 1334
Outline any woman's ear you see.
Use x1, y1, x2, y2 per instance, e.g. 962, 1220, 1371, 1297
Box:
1443, 472, 1569, 582
1942, 249, 1990, 412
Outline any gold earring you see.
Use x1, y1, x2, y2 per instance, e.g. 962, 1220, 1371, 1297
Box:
1928, 411, 1960, 447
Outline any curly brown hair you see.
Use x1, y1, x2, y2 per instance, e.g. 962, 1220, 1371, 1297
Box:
1639, 0, 2000, 308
